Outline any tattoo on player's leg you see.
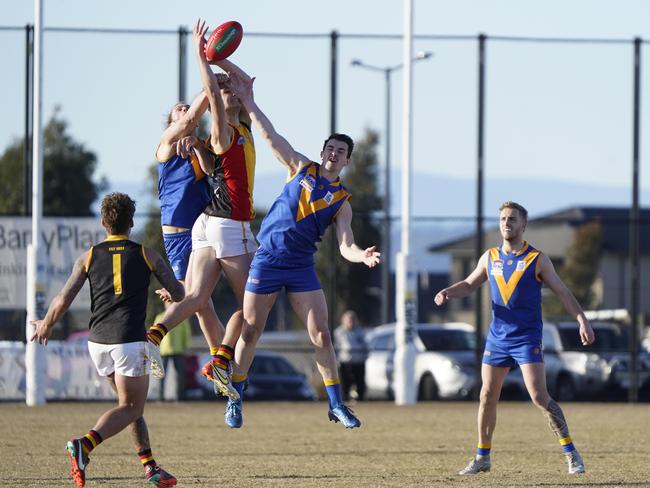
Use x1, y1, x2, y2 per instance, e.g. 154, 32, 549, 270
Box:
130, 417, 150, 451
541, 399, 570, 438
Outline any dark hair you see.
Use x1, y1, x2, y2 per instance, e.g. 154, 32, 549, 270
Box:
101, 192, 136, 234
322, 133, 354, 157
499, 201, 528, 221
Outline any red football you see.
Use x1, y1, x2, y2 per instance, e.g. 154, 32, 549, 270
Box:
205, 21, 243, 62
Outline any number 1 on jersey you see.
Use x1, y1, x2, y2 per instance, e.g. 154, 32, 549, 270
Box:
112, 253, 123, 295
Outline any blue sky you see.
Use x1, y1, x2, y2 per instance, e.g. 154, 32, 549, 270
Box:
3, 0, 650, 217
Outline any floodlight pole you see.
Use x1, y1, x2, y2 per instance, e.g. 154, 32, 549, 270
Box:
25, 0, 46, 406
350, 52, 432, 326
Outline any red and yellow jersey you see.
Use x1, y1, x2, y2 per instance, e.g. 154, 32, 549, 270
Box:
203, 122, 256, 221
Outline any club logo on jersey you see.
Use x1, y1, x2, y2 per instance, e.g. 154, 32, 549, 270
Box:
323, 191, 334, 204
507, 259, 513, 265
299, 175, 316, 192
237, 135, 245, 145
516, 260, 526, 271
491, 259, 503, 276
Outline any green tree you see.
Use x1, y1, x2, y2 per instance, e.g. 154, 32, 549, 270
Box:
316, 128, 383, 326
543, 221, 603, 317
0, 108, 107, 216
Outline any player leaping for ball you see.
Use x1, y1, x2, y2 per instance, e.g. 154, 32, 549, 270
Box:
223, 70, 380, 429
31, 193, 182, 487
149, 19, 259, 404
434, 201, 595, 475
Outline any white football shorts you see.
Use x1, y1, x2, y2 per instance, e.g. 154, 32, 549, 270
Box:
88, 340, 150, 377
192, 214, 257, 258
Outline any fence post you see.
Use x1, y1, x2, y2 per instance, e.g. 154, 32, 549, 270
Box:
474, 33, 487, 382
628, 37, 641, 403
178, 26, 187, 103
24, 24, 34, 216
328, 30, 339, 332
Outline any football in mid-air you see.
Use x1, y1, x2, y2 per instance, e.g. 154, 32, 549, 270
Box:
205, 21, 243, 62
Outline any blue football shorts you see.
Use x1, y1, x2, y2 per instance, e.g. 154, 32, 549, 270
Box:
482, 339, 544, 368
245, 251, 321, 294
163, 230, 192, 280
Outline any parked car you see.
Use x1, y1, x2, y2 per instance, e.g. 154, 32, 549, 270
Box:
505, 323, 609, 401
365, 322, 478, 401
196, 350, 317, 401
555, 321, 650, 395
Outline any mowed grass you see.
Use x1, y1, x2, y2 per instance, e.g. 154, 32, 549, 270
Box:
1, 400, 649, 487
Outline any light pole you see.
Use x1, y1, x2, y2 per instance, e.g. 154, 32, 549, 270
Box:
351, 51, 433, 325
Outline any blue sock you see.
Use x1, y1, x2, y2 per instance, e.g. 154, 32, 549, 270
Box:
324, 380, 343, 409
477, 443, 491, 458
232, 375, 246, 399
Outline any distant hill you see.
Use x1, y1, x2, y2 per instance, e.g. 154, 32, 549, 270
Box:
105, 171, 649, 272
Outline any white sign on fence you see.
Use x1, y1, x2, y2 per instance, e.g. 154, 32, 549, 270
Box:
0, 341, 115, 400
0, 217, 105, 310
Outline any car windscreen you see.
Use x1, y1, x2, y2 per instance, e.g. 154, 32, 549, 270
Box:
558, 327, 627, 352
418, 329, 476, 351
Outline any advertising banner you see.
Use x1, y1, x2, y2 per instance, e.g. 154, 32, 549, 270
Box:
0, 218, 105, 310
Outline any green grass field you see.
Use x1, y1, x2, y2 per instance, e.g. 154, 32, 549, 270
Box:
1, 401, 648, 487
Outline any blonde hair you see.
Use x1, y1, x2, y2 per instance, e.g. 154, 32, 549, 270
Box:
499, 201, 528, 221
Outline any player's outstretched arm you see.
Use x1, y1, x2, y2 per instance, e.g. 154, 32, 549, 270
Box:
193, 19, 231, 152
538, 253, 595, 346
213, 58, 252, 126
158, 91, 209, 162
434, 251, 489, 306
334, 201, 381, 267
30, 251, 89, 345
144, 247, 185, 303
228, 71, 309, 176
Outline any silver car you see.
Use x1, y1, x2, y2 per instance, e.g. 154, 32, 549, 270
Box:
505, 323, 609, 400
365, 322, 478, 401
555, 321, 650, 394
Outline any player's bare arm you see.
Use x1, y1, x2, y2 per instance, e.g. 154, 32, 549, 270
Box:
191, 138, 216, 176
434, 251, 490, 306
537, 253, 595, 345
228, 70, 309, 175
145, 247, 185, 303
193, 18, 232, 152
158, 92, 209, 160
334, 201, 381, 268
214, 58, 252, 126
30, 251, 89, 345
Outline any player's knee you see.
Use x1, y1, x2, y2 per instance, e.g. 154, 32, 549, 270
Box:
120, 400, 145, 420
240, 322, 260, 344
530, 390, 551, 408
188, 291, 211, 311
479, 386, 499, 405
230, 308, 244, 324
